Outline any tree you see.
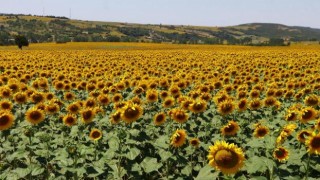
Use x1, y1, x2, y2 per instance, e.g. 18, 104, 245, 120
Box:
15, 35, 29, 49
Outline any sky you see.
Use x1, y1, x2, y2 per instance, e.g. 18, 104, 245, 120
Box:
0, 0, 319, 28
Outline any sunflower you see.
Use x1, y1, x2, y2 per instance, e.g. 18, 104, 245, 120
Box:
45, 102, 60, 114
98, 94, 110, 106
131, 96, 142, 105
273, 147, 289, 162
146, 89, 158, 103
62, 114, 77, 126
181, 99, 194, 110
306, 133, 320, 154
237, 99, 247, 112
110, 111, 121, 124
0, 86, 12, 98
67, 102, 81, 114
0, 111, 15, 130
0, 100, 13, 111
249, 99, 262, 110
253, 126, 269, 138
300, 107, 318, 123
120, 102, 143, 123
217, 99, 235, 116
114, 101, 127, 110
263, 96, 277, 107
80, 108, 96, 124
64, 92, 75, 101
153, 112, 166, 126
221, 121, 240, 136
30, 92, 45, 104
304, 94, 319, 106
207, 140, 245, 175
297, 130, 312, 143
189, 99, 207, 113
276, 124, 297, 145
189, 138, 200, 148
89, 129, 102, 141
170, 129, 187, 148
160, 90, 169, 99
285, 110, 298, 121
13, 92, 27, 104
84, 97, 97, 108
112, 93, 123, 103
45, 92, 55, 101
171, 108, 189, 124
162, 96, 175, 108
249, 90, 260, 99
25, 107, 45, 125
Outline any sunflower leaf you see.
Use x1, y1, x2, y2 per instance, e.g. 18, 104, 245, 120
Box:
126, 147, 140, 160
195, 165, 219, 180
140, 157, 162, 173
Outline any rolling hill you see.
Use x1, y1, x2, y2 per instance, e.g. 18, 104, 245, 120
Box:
1, 13, 320, 45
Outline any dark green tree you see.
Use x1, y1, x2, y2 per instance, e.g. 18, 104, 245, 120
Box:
15, 35, 29, 49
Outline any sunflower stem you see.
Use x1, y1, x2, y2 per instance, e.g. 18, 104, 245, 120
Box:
305, 154, 311, 180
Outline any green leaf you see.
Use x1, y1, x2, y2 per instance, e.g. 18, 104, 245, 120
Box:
140, 157, 162, 173
31, 166, 45, 176
245, 156, 268, 174
154, 135, 168, 149
108, 136, 120, 150
126, 147, 140, 160
13, 167, 31, 178
159, 149, 172, 161
195, 165, 219, 180
181, 164, 192, 176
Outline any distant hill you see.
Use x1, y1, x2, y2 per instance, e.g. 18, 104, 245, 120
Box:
1, 13, 320, 45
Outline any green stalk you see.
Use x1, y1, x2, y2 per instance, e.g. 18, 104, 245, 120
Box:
305, 154, 311, 180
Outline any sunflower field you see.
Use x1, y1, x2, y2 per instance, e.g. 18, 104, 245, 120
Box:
0, 42, 320, 179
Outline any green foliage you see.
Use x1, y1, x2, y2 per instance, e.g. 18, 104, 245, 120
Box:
14, 35, 29, 49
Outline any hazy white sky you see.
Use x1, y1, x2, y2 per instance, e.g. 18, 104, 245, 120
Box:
1, 0, 319, 28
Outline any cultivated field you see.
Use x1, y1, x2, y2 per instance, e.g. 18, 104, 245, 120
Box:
0, 43, 320, 179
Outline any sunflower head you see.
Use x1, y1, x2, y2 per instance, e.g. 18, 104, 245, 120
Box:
63, 114, 77, 127
189, 99, 207, 113
221, 120, 240, 136
89, 129, 102, 141
273, 147, 289, 162
264, 96, 277, 107
304, 94, 319, 106
249, 99, 262, 110
0, 110, 15, 131
285, 110, 298, 121
163, 96, 175, 108
297, 130, 312, 143
207, 140, 245, 175
253, 126, 269, 138
300, 107, 318, 123
237, 99, 247, 112
25, 107, 45, 125
189, 138, 200, 148
13, 92, 28, 104
306, 133, 320, 154
146, 89, 158, 103
154, 112, 166, 126
170, 129, 187, 148
67, 102, 81, 114
110, 111, 121, 125
0, 100, 13, 111
171, 109, 189, 124
217, 99, 235, 116
80, 108, 96, 124
120, 102, 143, 123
